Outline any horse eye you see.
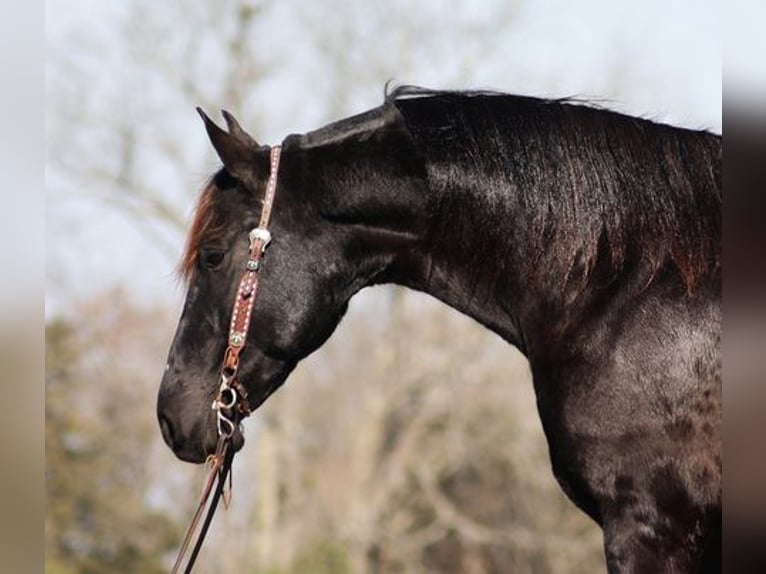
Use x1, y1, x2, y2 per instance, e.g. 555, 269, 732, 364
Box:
199, 248, 225, 271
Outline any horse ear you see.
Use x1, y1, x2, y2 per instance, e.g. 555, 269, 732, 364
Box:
221, 110, 259, 148
196, 107, 260, 183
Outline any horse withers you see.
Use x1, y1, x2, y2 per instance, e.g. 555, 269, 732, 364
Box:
158, 88, 721, 573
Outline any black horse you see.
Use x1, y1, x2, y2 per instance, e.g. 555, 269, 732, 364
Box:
158, 87, 721, 573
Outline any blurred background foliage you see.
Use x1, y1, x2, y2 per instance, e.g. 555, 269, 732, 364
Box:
45, 289, 604, 573
46, 0, 718, 572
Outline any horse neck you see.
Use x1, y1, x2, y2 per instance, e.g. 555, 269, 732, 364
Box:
299, 118, 531, 352
396, 163, 531, 352
301, 98, 719, 364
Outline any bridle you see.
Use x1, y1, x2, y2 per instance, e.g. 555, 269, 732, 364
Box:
171, 144, 282, 573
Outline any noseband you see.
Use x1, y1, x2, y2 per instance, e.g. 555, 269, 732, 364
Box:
172, 144, 282, 573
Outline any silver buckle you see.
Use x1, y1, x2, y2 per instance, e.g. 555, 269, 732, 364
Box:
248, 228, 271, 252
212, 376, 238, 437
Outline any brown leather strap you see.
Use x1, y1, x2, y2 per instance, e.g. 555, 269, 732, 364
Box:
222, 144, 282, 380
259, 145, 281, 230
171, 144, 282, 573
171, 437, 232, 574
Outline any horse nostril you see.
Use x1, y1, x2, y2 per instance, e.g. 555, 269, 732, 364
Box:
159, 414, 176, 449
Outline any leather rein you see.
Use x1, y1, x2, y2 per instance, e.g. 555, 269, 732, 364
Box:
171, 144, 283, 573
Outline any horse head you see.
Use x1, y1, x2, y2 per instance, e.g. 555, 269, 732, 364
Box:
157, 106, 426, 462
157, 112, 356, 462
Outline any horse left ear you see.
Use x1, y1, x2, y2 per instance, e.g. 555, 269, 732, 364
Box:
196, 107, 261, 183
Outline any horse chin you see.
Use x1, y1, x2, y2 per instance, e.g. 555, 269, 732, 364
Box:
176, 431, 245, 464
173, 440, 213, 464
165, 404, 247, 464
198, 423, 247, 462
229, 425, 246, 453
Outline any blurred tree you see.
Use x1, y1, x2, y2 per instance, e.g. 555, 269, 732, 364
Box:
241, 293, 605, 574
45, 296, 182, 573
46, 0, 519, 270
47, 0, 275, 262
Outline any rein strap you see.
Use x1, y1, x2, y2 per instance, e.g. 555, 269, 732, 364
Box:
171, 144, 282, 574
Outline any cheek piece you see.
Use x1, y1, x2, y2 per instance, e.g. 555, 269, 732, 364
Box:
172, 143, 282, 574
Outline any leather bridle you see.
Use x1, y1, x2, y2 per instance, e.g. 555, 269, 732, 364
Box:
171, 144, 282, 573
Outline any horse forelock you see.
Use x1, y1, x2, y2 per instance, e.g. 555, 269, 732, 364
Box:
177, 177, 226, 283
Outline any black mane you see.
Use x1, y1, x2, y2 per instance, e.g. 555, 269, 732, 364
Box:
386, 87, 722, 292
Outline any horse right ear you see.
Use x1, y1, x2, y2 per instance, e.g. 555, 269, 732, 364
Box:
196, 107, 261, 184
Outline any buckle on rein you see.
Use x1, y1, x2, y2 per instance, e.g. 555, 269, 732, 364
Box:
213, 375, 238, 438
246, 228, 271, 271
249, 227, 271, 252
213, 374, 251, 436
